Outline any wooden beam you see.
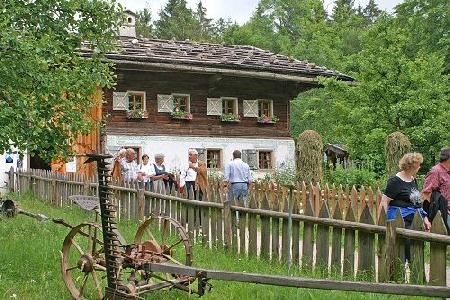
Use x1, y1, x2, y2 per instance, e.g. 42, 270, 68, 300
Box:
102, 57, 340, 84
145, 263, 450, 298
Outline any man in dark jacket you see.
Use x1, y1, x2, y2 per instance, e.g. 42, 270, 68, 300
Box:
422, 147, 450, 233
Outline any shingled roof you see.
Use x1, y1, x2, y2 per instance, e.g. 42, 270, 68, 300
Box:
81, 37, 353, 83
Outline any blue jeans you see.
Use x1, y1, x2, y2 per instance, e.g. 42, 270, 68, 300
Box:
228, 183, 248, 206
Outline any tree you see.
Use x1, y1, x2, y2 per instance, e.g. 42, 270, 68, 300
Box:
194, 1, 214, 41
320, 15, 450, 171
154, 0, 200, 40
0, 0, 122, 162
136, 8, 153, 38
395, 0, 450, 72
331, 0, 356, 24
362, 0, 381, 24
213, 17, 234, 42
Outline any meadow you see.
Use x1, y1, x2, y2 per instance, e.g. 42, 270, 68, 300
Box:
0, 194, 435, 300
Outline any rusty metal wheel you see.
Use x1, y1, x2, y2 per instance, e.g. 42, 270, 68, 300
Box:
134, 215, 192, 266
61, 223, 106, 300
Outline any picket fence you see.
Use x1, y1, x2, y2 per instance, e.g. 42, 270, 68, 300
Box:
10, 168, 450, 293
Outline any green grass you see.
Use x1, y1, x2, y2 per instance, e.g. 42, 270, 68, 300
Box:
0, 193, 436, 300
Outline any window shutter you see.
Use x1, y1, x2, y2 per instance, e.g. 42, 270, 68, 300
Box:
242, 149, 258, 170
243, 100, 258, 117
207, 98, 222, 115
113, 92, 128, 110
157, 94, 174, 112
195, 148, 207, 163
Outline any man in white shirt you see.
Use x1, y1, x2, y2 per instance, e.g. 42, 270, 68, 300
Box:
179, 149, 199, 199
120, 148, 139, 183
224, 150, 252, 206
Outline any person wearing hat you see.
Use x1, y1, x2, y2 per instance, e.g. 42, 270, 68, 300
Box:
422, 147, 450, 230
179, 149, 200, 199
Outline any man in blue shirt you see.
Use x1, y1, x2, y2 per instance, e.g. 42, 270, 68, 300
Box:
224, 150, 252, 206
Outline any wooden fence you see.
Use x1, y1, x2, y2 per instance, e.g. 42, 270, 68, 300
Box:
10, 168, 450, 290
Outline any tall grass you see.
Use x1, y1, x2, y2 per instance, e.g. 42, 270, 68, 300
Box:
0, 193, 434, 299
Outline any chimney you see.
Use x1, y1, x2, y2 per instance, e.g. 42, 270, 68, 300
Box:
119, 10, 136, 37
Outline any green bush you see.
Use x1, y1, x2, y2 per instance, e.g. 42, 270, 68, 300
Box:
325, 166, 378, 189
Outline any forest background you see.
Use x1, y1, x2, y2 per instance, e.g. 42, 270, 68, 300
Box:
133, 0, 449, 182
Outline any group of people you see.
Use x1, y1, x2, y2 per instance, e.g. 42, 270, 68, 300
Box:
381, 147, 450, 260
110, 148, 253, 203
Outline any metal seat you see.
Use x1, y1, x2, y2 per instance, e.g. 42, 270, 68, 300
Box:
68, 195, 99, 213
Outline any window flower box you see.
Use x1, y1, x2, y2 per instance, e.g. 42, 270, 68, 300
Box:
257, 114, 279, 124
170, 111, 193, 120
221, 113, 241, 123
126, 109, 148, 119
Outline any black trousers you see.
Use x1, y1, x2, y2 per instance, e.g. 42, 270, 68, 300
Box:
403, 213, 414, 262
185, 181, 203, 200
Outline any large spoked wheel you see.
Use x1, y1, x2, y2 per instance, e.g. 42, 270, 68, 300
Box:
134, 216, 192, 266
61, 223, 106, 300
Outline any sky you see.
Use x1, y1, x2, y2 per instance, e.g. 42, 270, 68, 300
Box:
118, 0, 404, 25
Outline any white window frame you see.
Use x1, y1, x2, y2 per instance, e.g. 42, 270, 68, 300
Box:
257, 149, 274, 170
206, 148, 222, 169
172, 93, 191, 113
257, 99, 273, 118
221, 97, 238, 116
127, 91, 146, 111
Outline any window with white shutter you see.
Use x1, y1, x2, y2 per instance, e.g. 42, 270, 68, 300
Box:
258, 100, 273, 118
243, 100, 258, 117
113, 92, 128, 110
195, 148, 207, 163
127, 91, 146, 111
173, 94, 190, 113
258, 150, 273, 169
207, 98, 222, 115
221, 97, 238, 115
206, 149, 222, 168
157, 94, 174, 112
242, 149, 258, 170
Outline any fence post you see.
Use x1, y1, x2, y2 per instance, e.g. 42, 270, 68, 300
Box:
137, 189, 145, 220
83, 178, 90, 196
8, 167, 15, 193
385, 209, 405, 282
410, 212, 425, 284
28, 171, 33, 194
51, 178, 57, 206
343, 204, 356, 279
302, 196, 315, 271
429, 211, 448, 286
223, 198, 232, 252
377, 207, 387, 283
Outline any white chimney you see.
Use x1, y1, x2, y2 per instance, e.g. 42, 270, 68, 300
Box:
119, 10, 136, 37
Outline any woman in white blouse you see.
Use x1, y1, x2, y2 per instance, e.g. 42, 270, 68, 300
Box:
138, 154, 152, 190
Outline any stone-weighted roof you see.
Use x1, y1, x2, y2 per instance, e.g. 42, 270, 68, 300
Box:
81, 37, 353, 82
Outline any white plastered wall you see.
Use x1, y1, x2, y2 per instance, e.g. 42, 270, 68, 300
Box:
106, 135, 295, 178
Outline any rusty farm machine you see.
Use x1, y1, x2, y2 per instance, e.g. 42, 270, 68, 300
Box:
1, 154, 209, 299
2, 154, 450, 299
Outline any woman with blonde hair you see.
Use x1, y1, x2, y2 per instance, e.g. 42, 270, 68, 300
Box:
381, 152, 431, 261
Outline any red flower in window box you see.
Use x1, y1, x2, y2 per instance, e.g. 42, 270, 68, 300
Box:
126, 109, 148, 119
221, 113, 241, 122
257, 114, 279, 124
170, 111, 193, 120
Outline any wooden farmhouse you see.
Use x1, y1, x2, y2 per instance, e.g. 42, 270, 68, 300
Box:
82, 11, 353, 176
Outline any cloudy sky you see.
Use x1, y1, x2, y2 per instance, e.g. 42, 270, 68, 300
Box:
118, 0, 403, 24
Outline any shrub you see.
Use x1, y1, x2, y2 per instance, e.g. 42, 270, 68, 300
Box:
325, 166, 378, 189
